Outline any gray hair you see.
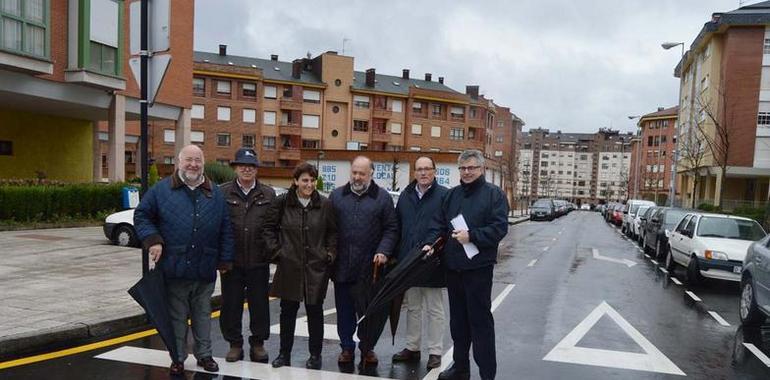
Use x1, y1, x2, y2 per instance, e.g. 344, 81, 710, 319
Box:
457, 149, 484, 166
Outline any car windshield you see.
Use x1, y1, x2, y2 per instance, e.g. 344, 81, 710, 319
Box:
629, 204, 640, 214
533, 200, 551, 208
637, 206, 649, 217
696, 217, 766, 241
664, 210, 687, 227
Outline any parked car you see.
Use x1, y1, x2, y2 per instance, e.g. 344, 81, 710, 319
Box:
554, 200, 568, 216
531, 198, 556, 221
740, 234, 770, 326
643, 207, 688, 260
611, 204, 625, 226
623, 200, 656, 236
666, 212, 767, 284
580, 203, 591, 211
632, 205, 653, 242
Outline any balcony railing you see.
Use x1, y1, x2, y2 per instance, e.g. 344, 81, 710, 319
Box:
279, 123, 302, 135
279, 98, 303, 110
371, 130, 390, 142
372, 108, 392, 119
279, 147, 301, 161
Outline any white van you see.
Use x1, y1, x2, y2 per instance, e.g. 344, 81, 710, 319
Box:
622, 199, 656, 238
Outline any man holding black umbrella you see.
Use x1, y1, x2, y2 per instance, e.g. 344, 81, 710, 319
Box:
134, 144, 234, 376
392, 156, 447, 370
425, 149, 509, 380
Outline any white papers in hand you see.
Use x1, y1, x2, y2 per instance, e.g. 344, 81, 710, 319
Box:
450, 214, 479, 259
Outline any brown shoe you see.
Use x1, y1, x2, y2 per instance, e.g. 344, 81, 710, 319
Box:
169, 361, 184, 376
337, 349, 354, 364
362, 350, 379, 365
250, 343, 269, 363
426, 354, 442, 369
225, 345, 243, 362
196, 357, 219, 372
392, 348, 421, 362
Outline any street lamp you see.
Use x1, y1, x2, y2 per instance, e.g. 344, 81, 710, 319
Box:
628, 115, 642, 200
662, 41, 685, 207
316, 150, 325, 169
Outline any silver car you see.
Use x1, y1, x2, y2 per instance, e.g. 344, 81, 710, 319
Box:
741, 234, 770, 326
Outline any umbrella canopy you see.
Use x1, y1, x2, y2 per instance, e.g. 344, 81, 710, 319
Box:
127, 268, 179, 361
351, 261, 389, 361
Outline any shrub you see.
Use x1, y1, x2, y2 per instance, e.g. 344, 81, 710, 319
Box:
0, 183, 125, 222
732, 206, 765, 224
697, 203, 721, 213
148, 164, 160, 186
204, 162, 235, 185
316, 176, 324, 191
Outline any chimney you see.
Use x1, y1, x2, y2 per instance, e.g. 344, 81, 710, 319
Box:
365, 68, 376, 87
466, 85, 480, 99
425, 73, 432, 81
657, 107, 664, 111
438, 77, 444, 84
218, 44, 227, 56
402, 69, 410, 79
270, 54, 278, 61
292, 59, 302, 79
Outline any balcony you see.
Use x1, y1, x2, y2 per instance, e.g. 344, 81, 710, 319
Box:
280, 98, 303, 110
278, 147, 301, 161
371, 130, 390, 142
279, 123, 302, 135
372, 108, 392, 119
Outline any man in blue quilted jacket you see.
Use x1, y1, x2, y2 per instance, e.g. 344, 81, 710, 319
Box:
134, 144, 234, 376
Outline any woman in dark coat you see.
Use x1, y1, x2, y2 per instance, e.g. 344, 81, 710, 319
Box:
263, 162, 337, 370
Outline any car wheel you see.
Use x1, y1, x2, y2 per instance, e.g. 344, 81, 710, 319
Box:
740, 276, 767, 326
664, 245, 676, 271
114, 224, 139, 247
686, 255, 703, 285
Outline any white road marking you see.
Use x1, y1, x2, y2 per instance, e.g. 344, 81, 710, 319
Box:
528, 259, 538, 267
707, 311, 730, 326
543, 246, 550, 251
685, 291, 702, 302
744, 343, 770, 367
552, 238, 557, 241
659, 267, 669, 275
644, 254, 651, 259
592, 248, 637, 268
423, 284, 515, 380
542, 301, 685, 376
558, 231, 563, 235
651, 260, 659, 265
97, 346, 390, 379
671, 278, 683, 286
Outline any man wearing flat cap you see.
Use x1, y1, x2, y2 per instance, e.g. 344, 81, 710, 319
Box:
219, 147, 277, 363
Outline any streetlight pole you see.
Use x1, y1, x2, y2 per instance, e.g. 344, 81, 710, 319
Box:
628, 115, 642, 200
662, 41, 685, 207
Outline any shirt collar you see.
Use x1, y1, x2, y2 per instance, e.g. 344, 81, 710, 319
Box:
236, 178, 256, 195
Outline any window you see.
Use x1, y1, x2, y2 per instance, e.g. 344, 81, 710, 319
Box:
758, 112, 770, 126
1, 0, 47, 57
283, 85, 293, 98
450, 128, 464, 140
496, 136, 504, 143
495, 151, 503, 157
391, 99, 403, 112
163, 156, 173, 164
468, 128, 476, 139
303, 89, 321, 103
353, 95, 370, 108
263, 111, 276, 125
217, 133, 231, 147
302, 139, 320, 149
191, 104, 204, 119
264, 85, 277, 99
243, 109, 256, 123
432, 104, 442, 117
353, 120, 368, 132
764, 38, 770, 54
470, 107, 478, 118
0, 140, 11, 155
263, 136, 276, 150
601, 163, 608, 169
390, 122, 402, 134
216, 80, 231, 95
217, 106, 230, 121
580, 155, 587, 160
163, 129, 175, 144
242, 134, 255, 148
431, 126, 441, 137
410, 146, 421, 152
242, 82, 256, 97
411, 124, 422, 135
216, 159, 230, 165
302, 114, 320, 128
450, 106, 464, 119
193, 78, 205, 96
191, 131, 205, 144
412, 102, 423, 114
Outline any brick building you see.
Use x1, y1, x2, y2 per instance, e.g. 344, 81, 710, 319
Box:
627, 106, 678, 204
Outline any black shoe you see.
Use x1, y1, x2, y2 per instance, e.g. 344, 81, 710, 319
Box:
426, 354, 441, 369
438, 365, 470, 380
169, 361, 185, 376
272, 353, 291, 368
196, 357, 219, 372
306, 354, 322, 369
392, 348, 421, 362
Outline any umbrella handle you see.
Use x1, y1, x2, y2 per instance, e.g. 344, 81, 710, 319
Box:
372, 262, 380, 284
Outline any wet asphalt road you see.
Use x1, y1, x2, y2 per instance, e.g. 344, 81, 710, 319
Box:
3, 211, 770, 379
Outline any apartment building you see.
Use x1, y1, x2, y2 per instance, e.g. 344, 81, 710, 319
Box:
0, 0, 193, 182
675, 1, 770, 210
518, 128, 632, 205
627, 106, 678, 204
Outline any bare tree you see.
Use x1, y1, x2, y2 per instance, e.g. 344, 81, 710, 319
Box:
694, 84, 733, 208
677, 129, 708, 208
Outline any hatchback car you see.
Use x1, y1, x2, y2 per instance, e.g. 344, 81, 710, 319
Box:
643, 207, 688, 260
740, 234, 770, 326
531, 199, 556, 221
667, 213, 767, 284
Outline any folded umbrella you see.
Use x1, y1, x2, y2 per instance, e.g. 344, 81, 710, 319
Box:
351, 261, 390, 366
127, 268, 179, 361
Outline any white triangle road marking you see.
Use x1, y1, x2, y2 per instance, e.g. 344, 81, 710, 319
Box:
542, 301, 685, 376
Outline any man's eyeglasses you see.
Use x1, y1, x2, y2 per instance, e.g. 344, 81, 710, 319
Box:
458, 165, 481, 172
415, 167, 435, 173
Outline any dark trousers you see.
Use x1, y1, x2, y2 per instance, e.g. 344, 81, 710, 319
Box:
446, 266, 496, 379
219, 265, 270, 346
334, 281, 361, 351
279, 299, 324, 356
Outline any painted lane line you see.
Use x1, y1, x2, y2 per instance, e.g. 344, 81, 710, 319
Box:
707, 311, 730, 327
671, 277, 683, 286
685, 291, 702, 302
528, 259, 538, 267
553, 238, 557, 241
744, 343, 770, 367
651, 259, 659, 265
558, 231, 563, 235
543, 246, 550, 251
644, 254, 651, 259
659, 267, 669, 275
423, 284, 516, 380
592, 248, 637, 268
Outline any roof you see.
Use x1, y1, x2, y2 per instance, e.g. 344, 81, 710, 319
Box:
194, 51, 323, 85
640, 106, 679, 120
351, 71, 459, 95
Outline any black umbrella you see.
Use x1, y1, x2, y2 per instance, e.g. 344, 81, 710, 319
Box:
360, 237, 446, 344
351, 261, 390, 366
127, 268, 179, 361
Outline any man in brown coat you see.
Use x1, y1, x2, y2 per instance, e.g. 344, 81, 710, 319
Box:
219, 147, 276, 362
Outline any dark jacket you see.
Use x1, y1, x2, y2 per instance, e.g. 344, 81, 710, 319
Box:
395, 179, 447, 287
263, 187, 337, 305
329, 180, 398, 284
134, 173, 234, 283
219, 179, 276, 269
427, 176, 509, 271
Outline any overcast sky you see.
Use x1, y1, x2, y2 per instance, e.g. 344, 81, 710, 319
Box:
194, 0, 750, 134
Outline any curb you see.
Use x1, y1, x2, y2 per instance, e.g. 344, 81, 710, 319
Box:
0, 295, 224, 361
508, 216, 530, 225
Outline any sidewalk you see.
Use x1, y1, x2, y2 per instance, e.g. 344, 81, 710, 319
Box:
508, 210, 530, 225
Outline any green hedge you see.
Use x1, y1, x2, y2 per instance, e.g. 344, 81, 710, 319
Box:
0, 183, 127, 222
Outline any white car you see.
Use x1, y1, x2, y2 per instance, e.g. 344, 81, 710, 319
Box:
623, 200, 655, 238
666, 212, 767, 284
632, 205, 652, 241
580, 203, 591, 211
